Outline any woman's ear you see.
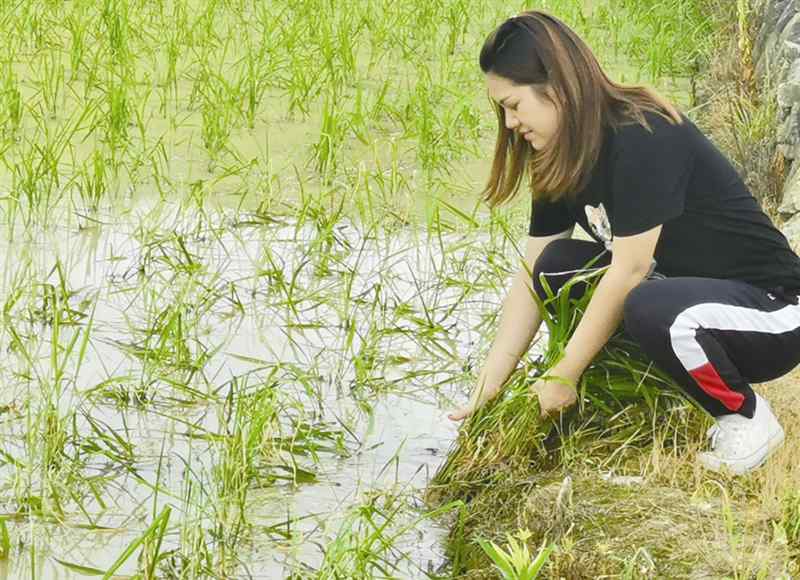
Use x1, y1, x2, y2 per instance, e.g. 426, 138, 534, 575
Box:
542, 84, 562, 111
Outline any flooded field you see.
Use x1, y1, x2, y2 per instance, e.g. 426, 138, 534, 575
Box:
0, 0, 708, 577
0, 205, 524, 576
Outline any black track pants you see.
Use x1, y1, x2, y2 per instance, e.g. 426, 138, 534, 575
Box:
532, 239, 800, 418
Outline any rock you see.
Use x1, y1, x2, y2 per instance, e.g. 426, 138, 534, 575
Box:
780, 158, 800, 214
776, 0, 799, 34
758, 1, 799, 74
778, 60, 800, 108
756, 1, 800, 240
781, 213, 800, 250
757, 32, 776, 77
784, 39, 800, 62
757, 0, 789, 47
758, 6, 800, 76
778, 103, 800, 156
781, 11, 800, 47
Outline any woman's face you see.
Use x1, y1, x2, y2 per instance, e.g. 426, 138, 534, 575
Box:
485, 72, 559, 150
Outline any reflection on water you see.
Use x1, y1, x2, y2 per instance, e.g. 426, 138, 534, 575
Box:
0, 202, 526, 577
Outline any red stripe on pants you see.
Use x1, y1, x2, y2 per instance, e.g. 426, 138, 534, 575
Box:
688, 362, 745, 412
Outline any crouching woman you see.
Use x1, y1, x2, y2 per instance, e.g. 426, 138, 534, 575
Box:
449, 11, 800, 475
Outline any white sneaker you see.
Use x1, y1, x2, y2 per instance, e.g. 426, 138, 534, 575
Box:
697, 394, 784, 475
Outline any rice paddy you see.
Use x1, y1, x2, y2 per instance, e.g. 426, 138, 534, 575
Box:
1, 0, 796, 578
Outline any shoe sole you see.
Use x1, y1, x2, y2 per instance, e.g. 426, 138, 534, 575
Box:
698, 426, 785, 476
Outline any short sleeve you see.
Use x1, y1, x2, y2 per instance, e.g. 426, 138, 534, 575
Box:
529, 194, 574, 237
610, 114, 693, 237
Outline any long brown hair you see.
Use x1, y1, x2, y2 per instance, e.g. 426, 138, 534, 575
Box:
479, 10, 682, 206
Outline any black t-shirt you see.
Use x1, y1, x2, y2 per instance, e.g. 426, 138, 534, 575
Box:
529, 110, 800, 293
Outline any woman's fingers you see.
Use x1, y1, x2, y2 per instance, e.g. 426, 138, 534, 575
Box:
448, 407, 472, 421
534, 379, 577, 418
449, 385, 504, 422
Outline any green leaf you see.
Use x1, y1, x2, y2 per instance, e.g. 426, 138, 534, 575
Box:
528, 543, 554, 578
478, 539, 515, 579
0, 519, 9, 560
53, 558, 105, 576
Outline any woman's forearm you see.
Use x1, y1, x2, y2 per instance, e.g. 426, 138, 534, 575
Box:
552, 266, 646, 382
457, 231, 572, 415
473, 269, 543, 399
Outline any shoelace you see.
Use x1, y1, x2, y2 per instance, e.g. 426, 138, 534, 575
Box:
706, 418, 747, 454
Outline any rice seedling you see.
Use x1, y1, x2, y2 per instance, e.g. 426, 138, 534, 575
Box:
596, 0, 712, 83
302, 489, 462, 579
164, 466, 215, 578
101, 504, 173, 578
35, 50, 65, 120
102, 0, 131, 68
157, 32, 181, 119
65, 8, 91, 82
74, 150, 108, 212
197, 66, 238, 168
0, 260, 98, 522
4, 102, 95, 226
106, 71, 131, 149
209, 377, 278, 568
0, 62, 22, 140
241, 45, 266, 130
312, 90, 349, 182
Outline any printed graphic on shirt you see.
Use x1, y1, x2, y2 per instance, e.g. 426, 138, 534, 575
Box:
585, 202, 661, 278
585, 203, 612, 250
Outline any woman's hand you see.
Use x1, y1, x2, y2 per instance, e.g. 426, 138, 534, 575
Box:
448, 384, 499, 422
532, 376, 578, 418
447, 404, 478, 422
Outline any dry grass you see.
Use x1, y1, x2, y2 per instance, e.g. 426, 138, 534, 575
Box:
444, 370, 800, 578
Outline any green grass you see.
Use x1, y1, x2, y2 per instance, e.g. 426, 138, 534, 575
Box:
0, 0, 768, 578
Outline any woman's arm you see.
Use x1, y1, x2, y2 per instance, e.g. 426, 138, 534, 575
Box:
449, 227, 573, 421
536, 226, 661, 415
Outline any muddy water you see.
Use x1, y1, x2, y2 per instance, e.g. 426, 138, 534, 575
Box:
0, 202, 525, 577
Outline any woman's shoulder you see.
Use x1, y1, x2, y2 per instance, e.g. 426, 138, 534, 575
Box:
613, 109, 689, 139
607, 108, 697, 159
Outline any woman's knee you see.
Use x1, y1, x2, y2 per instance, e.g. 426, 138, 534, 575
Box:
532, 238, 606, 301
623, 279, 673, 343
532, 238, 578, 300
623, 282, 649, 334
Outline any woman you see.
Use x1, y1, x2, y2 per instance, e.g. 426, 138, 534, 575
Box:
448, 10, 800, 476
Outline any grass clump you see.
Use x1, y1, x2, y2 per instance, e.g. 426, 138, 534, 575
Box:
430, 266, 698, 503
695, 0, 786, 216
427, 258, 800, 577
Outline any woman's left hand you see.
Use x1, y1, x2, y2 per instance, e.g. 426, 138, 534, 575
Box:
532, 377, 578, 418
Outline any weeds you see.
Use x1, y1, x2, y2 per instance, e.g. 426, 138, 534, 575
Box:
478, 528, 553, 579
430, 266, 693, 500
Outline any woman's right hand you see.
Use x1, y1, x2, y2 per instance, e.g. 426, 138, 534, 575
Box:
447, 385, 499, 422
447, 404, 477, 422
